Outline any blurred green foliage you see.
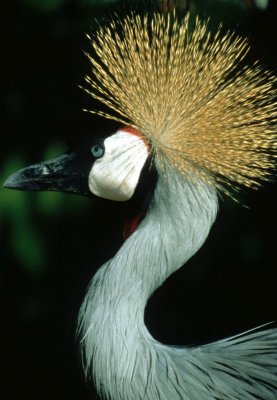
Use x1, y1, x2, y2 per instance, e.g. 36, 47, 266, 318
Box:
1, 152, 50, 274
22, 0, 69, 12
1, 141, 93, 275
22, 0, 119, 13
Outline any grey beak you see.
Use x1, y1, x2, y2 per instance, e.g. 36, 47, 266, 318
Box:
3, 152, 92, 196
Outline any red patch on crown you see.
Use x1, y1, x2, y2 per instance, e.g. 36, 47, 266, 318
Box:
121, 126, 149, 149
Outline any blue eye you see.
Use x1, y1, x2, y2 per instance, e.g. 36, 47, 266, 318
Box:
91, 144, 105, 158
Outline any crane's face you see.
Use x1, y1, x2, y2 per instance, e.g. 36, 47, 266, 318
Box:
3, 128, 150, 202
88, 129, 149, 201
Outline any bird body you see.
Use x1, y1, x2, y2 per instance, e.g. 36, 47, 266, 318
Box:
4, 9, 277, 400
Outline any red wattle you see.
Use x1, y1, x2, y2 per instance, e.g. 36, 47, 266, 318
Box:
123, 212, 145, 240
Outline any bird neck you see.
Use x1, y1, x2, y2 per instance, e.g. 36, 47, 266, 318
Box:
79, 165, 218, 398
112, 169, 218, 306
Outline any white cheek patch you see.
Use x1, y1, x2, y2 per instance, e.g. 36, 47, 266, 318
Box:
88, 130, 149, 201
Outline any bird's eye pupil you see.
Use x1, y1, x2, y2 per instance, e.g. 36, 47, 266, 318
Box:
91, 144, 104, 158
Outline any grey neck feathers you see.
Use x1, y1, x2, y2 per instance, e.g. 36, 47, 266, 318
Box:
78, 165, 218, 400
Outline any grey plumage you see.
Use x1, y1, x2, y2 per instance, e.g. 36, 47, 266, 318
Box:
78, 161, 277, 400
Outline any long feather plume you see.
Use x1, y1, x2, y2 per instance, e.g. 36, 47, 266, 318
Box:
83, 12, 277, 194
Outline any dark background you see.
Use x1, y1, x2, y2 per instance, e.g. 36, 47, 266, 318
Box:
1, 1, 276, 399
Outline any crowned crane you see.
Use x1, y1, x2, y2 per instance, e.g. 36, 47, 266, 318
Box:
4, 11, 277, 400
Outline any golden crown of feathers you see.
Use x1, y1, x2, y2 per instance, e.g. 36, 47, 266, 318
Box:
83, 12, 277, 194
